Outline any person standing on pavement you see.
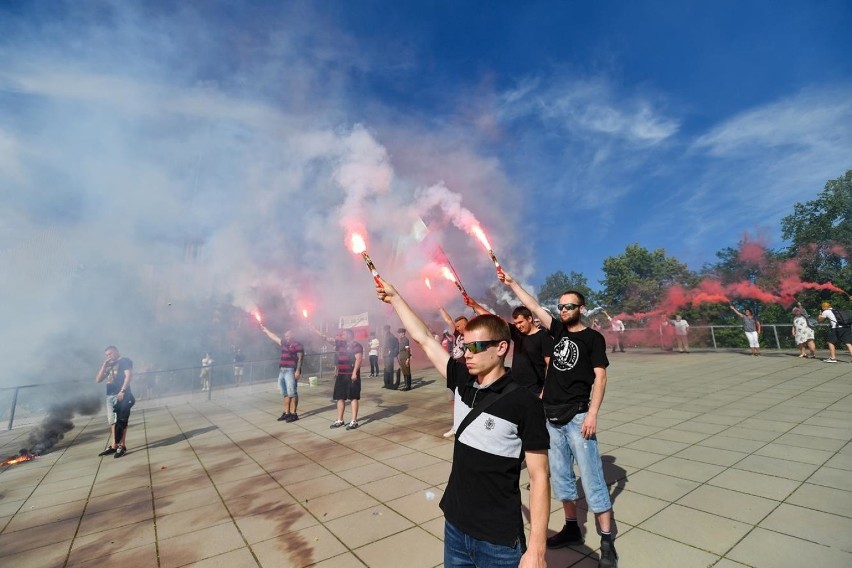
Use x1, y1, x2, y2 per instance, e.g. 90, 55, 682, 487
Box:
396, 328, 412, 390
818, 300, 852, 363
316, 328, 363, 430
368, 332, 380, 377
95, 346, 135, 458
729, 305, 762, 356
500, 271, 619, 568
382, 324, 400, 389
672, 315, 690, 353
261, 325, 304, 422
376, 277, 550, 568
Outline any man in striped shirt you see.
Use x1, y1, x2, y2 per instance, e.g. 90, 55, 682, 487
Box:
261, 325, 304, 422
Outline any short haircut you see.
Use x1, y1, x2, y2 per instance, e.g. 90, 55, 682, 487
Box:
105, 345, 118, 352
465, 314, 511, 343
342, 329, 354, 339
397, 328, 406, 333
559, 290, 586, 306
454, 316, 468, 323
512, 306, 533, 319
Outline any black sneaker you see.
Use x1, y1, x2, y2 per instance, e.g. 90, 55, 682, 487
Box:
285, 413, 298, 422
345, 421, 359, 430
114, 447, 127, 458
330, 420, 345, 429
277, 412, 289, 421
98, 447, 117, 456
546, 522, 583, 548
598, 538, 618, 568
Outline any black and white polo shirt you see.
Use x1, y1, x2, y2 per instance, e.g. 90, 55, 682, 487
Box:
440, 360, 549, 546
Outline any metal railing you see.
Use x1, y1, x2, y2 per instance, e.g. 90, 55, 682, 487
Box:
2, 352, 337, 431
617, 323, 830, 351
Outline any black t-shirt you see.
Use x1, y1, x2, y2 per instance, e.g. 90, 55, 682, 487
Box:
543, 320, 608, 406
509, 327, 554, 392
441, 360, 549, 546
105, 357, 133, 396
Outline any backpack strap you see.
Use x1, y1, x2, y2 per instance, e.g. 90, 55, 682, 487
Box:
455, 380, 519, 438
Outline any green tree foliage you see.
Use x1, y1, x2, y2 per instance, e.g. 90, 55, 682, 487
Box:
780, 170, 852, 293
599, 244, 697, 313
537, 270, 598, 308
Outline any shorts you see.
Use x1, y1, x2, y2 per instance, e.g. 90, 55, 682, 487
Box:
234, 366, 244, 376
547, 413, 612, 513
106, 393, 135, 425
106, 394, 119, 425
332, 374, 361, 401
828, 326, 852, 346
278, 367, 297, 397
744, 331, 760, 348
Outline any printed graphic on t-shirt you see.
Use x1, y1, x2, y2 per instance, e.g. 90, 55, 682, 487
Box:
552, 337, 579, 371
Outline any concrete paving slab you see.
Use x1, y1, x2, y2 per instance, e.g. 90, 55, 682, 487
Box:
1, 350, 850, 566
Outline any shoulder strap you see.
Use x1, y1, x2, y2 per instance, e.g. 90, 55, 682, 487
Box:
455, 381, 519, 438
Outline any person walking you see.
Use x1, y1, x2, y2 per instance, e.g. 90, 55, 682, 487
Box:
792, 304, 817, 358
818, 300, 852, 363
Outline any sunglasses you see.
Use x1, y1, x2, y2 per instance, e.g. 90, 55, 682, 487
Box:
463, 340, 502, 354
557, 303, 581, 311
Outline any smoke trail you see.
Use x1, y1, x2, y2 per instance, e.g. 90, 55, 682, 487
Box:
26, 396, 102, 454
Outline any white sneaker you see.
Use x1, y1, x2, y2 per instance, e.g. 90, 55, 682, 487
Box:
442, 429, 455, 438
824, 358, 838, 363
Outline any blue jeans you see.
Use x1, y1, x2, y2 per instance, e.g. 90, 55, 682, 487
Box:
547, 412, 612, 513
278, 367, 298, 398
444, 520, 523, 568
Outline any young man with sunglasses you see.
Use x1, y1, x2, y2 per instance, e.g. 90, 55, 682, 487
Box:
500, 271, 619, 568
376, 278, 550, 568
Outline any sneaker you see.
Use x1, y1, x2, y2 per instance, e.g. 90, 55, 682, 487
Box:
346, 421, 359, 430
330, 420, 345, 429
825, 358, 838, 363
277, 412, 289, 421
114, 446, 127, 458
285, 413, 298, 422
598, 538, 618, 568
442, 429, 455, 438
546, 522, 583, 549
98, 447, 117, 456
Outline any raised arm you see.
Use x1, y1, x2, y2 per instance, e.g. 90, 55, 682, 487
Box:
729, 305, 744, 318
378, 278, 450, 377
499, 271, 553, 330
260, 324, 282, 344
464, 295, 492, 316
438, 307, 455, 330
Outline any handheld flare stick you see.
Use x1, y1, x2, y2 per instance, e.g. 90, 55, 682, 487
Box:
471, 225, 504, 277
350, 232, 384, 288
440, 266, 470, 302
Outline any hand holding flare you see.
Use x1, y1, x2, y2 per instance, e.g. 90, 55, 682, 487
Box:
471, 225, 504, 277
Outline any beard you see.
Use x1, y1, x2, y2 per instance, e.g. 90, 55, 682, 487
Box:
561, 311, 582, 326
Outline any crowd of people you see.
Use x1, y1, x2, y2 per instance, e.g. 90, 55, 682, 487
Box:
93, 288, 851, 568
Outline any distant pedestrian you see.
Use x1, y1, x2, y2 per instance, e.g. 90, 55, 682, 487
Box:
818, 300, 852, 363
672, 315, 690, 353
396, 328, 412, 390
791, 304, 816, 359
233, 348, 246, 386
730, 306, 761, 356
200, 353, 213, 391
382, 324, 399, 389
368, 332, 380, 377
604, 312, 625, 353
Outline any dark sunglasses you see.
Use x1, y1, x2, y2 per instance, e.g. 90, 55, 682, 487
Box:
557, 303, 581, 311
463, 340, 502, 354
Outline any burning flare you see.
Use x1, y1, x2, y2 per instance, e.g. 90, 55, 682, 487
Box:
302, 309, 309, 319
424, 277, 431, 290
471, 225, 504, 276
348, 232, 383, 288
1, 450, 37, 467
251, 309, 263, 324
440, 266, 469, 300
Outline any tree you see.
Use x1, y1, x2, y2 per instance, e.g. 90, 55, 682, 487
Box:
780, 170, 851, 293
599, 244, 696, 313
537, 270, 598, 309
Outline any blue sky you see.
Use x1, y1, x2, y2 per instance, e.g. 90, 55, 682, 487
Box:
1, 0, 851, 328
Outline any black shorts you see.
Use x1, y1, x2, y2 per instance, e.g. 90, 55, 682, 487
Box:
829, 326, 852, 346
333, 374, 361, 401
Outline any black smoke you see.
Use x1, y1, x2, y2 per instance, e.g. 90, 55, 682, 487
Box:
26, 396, 102, 454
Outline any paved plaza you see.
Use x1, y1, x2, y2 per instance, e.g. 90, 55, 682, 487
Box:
1, 350, 851, 567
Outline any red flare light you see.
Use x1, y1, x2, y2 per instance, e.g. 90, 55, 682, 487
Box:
471, 225, 491, 250
1, 451, 36, 467
302, 309, 309, 319
424, 278, 432, 290
251, 309, 263, 324
440, 266, 469, 300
